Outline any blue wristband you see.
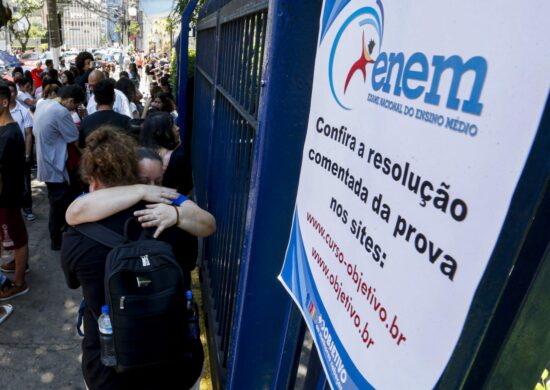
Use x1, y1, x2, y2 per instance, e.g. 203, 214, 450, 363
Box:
172, 194, 189, 206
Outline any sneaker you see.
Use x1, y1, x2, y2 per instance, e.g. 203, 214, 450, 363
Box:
23, 209, 36, 221
0, 260, 30, 274
0, 281, 29, 301
0, 304, 13, 324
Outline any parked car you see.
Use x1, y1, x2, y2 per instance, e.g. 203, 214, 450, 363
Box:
40, 51, 53, 61
20, 52, 41, 67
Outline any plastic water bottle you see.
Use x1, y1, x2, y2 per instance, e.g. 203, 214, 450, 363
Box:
98, 305, 116, 367
186, 291, 199, 339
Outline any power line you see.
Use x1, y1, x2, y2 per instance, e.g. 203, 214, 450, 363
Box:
65, 0, 119, 23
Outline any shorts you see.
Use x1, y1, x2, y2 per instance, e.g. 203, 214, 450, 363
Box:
0, 208, 28, 250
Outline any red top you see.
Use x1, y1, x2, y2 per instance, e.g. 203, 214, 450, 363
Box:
30, 68, 43, 88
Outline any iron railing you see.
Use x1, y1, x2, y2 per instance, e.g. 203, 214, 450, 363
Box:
192, 0, 268, 385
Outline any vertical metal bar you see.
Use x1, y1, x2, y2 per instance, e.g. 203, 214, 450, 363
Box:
302, 345, 325, 390
176, 0, 199, 133
243, 13, 256, 112
249, 12, 263, 116
217, 101, 238, 354
273, 303, 307, 390
230, 20, 239, 94
238, 16, 251, 106
214, 97, 233, 322
230, 18, 243, 98
203, 10, 222, 211
254, 12, 267, 116
225, 0, 322, 388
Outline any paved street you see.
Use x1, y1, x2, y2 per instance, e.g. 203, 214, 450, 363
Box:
0, 180, 84, 389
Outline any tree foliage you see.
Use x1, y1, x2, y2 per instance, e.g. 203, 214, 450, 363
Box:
170, 0, 206, 25
8, 0, 44, 52
128, 20, 140, 37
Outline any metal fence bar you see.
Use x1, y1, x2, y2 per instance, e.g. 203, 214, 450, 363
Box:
176, 0, 199, 135
194, 1, 269, 386
224, 0, 322, 388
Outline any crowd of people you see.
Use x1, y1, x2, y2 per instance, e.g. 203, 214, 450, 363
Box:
0, 49, 216, 389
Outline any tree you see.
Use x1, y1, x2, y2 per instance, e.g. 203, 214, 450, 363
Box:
163, 17, 176, 48
0, 3, 12, 28
171, 0, 205, 24
8, 0, 44, 52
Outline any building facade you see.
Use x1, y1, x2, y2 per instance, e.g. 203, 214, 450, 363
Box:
61, 1, 106, 50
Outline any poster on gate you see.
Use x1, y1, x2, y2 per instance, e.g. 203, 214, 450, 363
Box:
278, 0, 550, 388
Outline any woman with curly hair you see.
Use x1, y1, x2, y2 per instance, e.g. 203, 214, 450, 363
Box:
61, 127, 211, 389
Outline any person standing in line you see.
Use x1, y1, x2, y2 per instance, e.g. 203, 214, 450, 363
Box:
86, 70, 132, 118
74, 51, 94, 91
79, 79, 131, 148
0, 83, 30, 300
33, 85, 85, 250
6, 81, 35, 221
30, 61, 43, 91
16, 78, 36, 110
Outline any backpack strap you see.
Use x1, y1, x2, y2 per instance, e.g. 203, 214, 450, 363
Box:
73, 222, 127, 248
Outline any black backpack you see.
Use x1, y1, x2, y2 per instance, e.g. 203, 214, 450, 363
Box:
75, 219, 191, 373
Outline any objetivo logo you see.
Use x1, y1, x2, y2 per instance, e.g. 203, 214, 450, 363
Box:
328, 1, 384, 111
326, 0, 487, 116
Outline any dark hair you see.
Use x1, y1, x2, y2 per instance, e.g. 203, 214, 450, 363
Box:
155, 92, 175, 113
45, 59, 53, 67
75, 51, 93, 74
119, 71, 129, 78
42, 76, 62, 89
128, 118, 144, 142
0, 82, 10, 100
5, 80, 15, 89
23, 71, 32, 82
129, 63, 138, 73
17, 77, 31, 87
59, 84, 86, 104
81, 127, 139, 187
93, 78, 115, 106
61, 70, 74, 85
140, 112, 178, 150
115, 77, 136, 102
137, 147, 162, 163
12, 67, 23, 76
47, 68, 59, 80
149, 85, 162, 99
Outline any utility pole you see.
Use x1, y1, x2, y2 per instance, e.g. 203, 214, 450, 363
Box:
46, 0, 61, 68
122, 0, 128, 54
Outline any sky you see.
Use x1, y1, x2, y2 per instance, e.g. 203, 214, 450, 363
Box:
140, 0, 173, 16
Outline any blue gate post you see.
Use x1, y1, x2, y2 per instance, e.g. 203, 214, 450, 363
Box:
224, 0, 323, 388
177, 0, 199, 135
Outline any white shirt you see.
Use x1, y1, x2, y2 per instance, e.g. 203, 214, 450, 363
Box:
10, 101, 33, 140
87, 89, 133, 118
17, 91, 34, 109
33, 100, 79, 183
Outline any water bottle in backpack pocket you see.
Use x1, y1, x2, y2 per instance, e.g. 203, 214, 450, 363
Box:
75, 220, 190, 373
98, 304, 116, 367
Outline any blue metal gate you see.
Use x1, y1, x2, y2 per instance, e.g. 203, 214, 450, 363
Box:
191, 0, 326, 388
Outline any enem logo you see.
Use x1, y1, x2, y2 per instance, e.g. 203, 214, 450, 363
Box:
328, 1, 487, 116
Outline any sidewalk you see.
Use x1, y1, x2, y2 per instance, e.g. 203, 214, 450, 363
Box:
0, 180, 84, 389
0, 180, 212, 389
